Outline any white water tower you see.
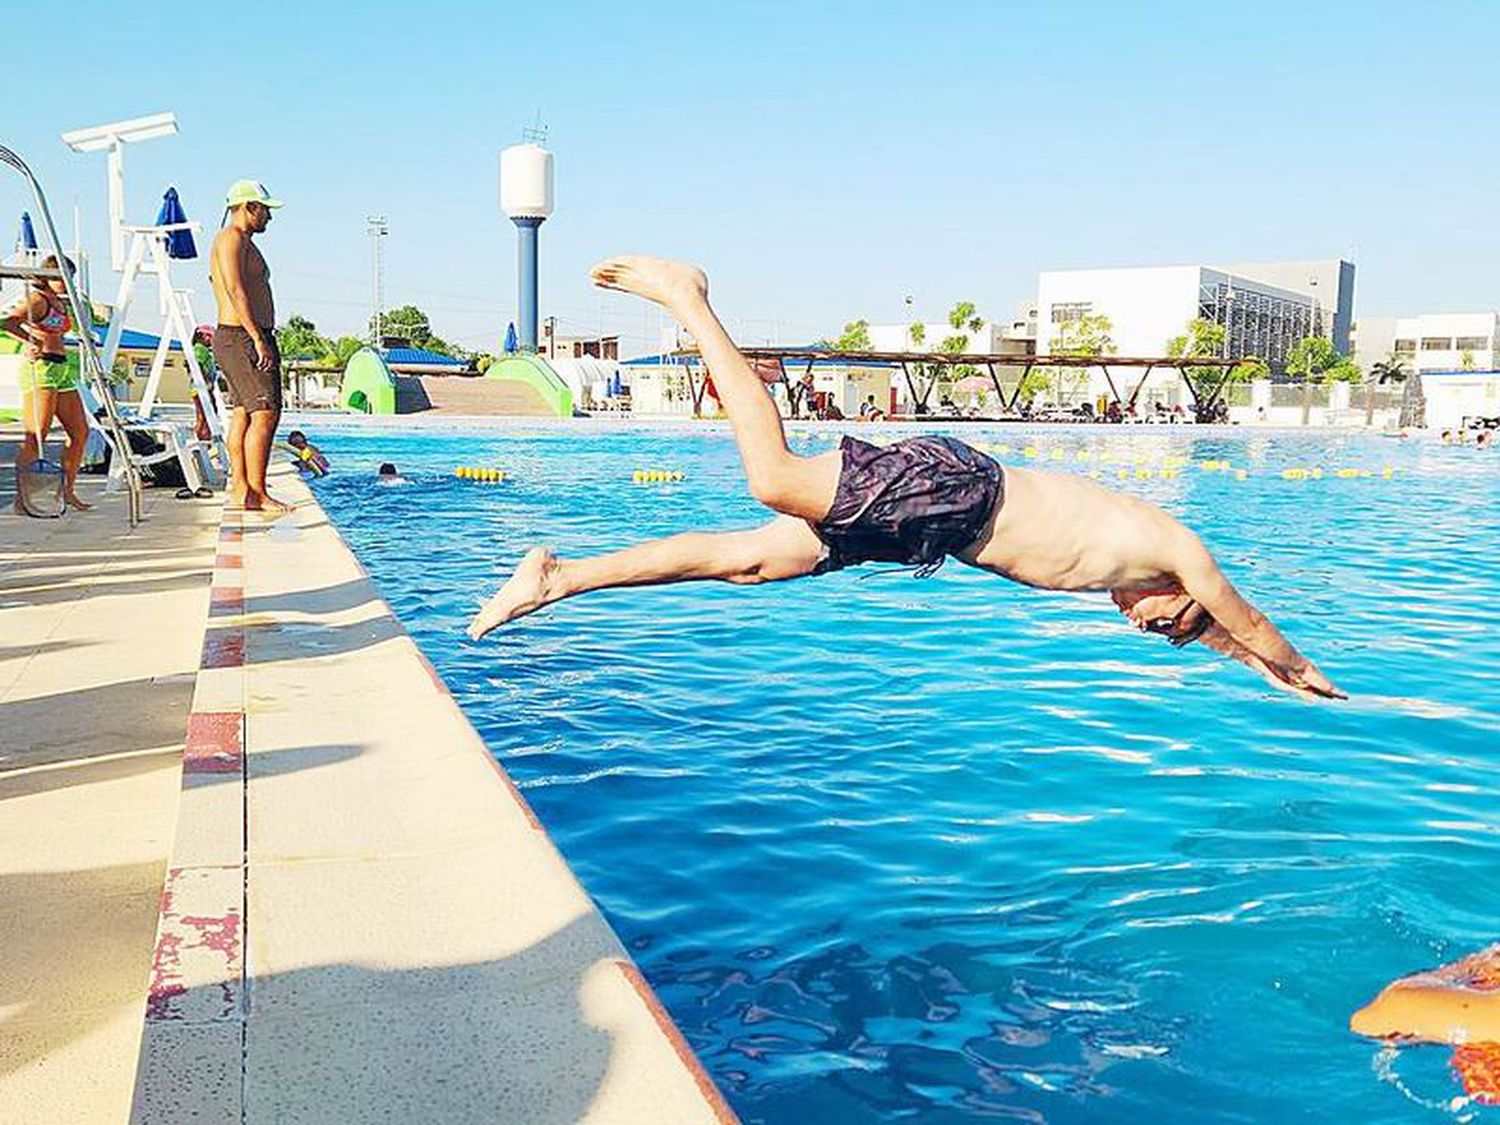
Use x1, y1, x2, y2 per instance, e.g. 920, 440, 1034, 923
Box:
499, 141, 554, 351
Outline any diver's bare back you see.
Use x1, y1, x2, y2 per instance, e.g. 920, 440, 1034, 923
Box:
971, 464, 1192, 592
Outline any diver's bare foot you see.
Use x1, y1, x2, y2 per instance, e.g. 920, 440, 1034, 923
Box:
467, 547, 561, 640
64, 491, 92, 511
589, 256, 708, 313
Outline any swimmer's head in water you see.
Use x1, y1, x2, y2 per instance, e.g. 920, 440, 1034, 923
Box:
287, 430, 308, 448
378, 463, 398, 476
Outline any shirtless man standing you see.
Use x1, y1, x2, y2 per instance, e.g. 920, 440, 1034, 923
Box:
210, 179, 289, 512
468, 256, 1344, 702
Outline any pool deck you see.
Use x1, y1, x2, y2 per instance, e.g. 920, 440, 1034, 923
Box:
0, 459, 735, 1124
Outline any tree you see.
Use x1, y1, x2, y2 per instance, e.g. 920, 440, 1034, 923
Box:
1366, 354, 1410, 427
1166, 317, 1258, 417
1372, 356, 1409, 385
1232, 357, 1270, 382
1047, 312, 1115, 406
276, 314, 333, 362
938, 300, 985, 386
373, 304, 464, 358
330, 336, 365, 365
819, 318, 871, 352
1287, 335, 1360, 424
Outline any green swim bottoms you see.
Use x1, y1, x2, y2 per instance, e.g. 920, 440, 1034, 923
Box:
20, 355, 81, 394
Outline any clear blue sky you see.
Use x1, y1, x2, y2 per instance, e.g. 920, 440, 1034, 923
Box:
9, 0, 1497, 355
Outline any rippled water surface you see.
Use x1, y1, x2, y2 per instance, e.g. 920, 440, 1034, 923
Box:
310, 422, 1499, 1123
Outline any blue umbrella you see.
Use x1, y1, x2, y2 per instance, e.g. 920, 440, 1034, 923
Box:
503, 322, 518, 354
154, 187, 198, 259
16, 211, 36, 251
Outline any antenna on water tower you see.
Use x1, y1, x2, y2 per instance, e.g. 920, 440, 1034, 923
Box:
500, 124, 554, 352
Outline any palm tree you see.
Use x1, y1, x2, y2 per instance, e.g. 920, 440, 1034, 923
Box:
1365, 355, 1408, 427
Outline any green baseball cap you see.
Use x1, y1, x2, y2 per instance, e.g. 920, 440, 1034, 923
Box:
225, 179, 284, 209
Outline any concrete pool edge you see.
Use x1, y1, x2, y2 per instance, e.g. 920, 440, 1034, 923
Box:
131, 464, 738, 1124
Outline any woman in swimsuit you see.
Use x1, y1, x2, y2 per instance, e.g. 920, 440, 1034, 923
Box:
2, 255, 92, 511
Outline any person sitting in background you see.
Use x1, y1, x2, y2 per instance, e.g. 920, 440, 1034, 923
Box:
279, 430, 329, 476
859, 394, 886, 422
190, 326, 217, 443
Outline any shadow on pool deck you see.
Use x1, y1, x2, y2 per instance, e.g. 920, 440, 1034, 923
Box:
131, 914, 636, 1124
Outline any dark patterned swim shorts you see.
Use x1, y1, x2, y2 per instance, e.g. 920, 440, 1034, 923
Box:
811, 434, 1005, 575
213, 324, 282, 413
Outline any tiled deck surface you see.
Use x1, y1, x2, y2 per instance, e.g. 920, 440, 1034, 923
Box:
2, 457, 733, 1124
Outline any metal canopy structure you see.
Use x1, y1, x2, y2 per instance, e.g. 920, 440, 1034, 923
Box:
672, 347, 1246, 419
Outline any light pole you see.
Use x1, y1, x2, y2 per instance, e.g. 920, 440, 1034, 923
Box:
1302, 275, 1319, 425
367, 215, 387, 345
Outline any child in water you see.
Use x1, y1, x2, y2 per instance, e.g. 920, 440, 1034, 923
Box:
281, 430, 330, 477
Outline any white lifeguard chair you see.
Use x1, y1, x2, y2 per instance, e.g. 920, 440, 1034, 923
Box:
62, 113, 225, 489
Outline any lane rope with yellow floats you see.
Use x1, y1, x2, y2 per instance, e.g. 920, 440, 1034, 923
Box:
954, 441, 1400, 484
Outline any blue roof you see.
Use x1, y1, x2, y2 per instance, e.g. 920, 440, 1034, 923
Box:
64, 326, 184, 352
381, 346, 467, 367
621, 350, 902, 370
621, 352, 698, 367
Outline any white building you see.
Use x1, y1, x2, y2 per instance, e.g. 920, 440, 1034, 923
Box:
1352, 312, 1499, 374
1351, 312, 1500, 429
866, 301, 1035, 356
1035, 259, 1354, 369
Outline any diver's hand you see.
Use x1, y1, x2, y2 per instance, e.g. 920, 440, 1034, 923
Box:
1271, 659, 1347, 701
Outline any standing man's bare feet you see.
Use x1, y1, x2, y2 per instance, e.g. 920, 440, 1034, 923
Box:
242, 491, 294, 514
589, 256, 709, 313
467, 547, 562, 640
63, 491, 92, 511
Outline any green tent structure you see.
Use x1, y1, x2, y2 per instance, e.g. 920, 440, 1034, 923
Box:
338, 347, 397, 415
483, 353, 571, 417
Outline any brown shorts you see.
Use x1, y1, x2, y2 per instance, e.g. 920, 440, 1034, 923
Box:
213, 324, 282, 412
811, 435, 1005, 576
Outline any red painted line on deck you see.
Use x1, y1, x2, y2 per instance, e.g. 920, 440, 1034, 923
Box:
145, 868, 243, 1023
183, 712, 244, 774
201, 629, 245, 669
615, 960, 740, 1123
215, 553, 244, 569
210, 586, 244, 614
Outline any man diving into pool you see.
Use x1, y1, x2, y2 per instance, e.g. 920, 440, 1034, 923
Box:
468, 256, 1345, 702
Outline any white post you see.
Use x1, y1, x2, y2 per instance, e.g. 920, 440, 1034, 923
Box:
103, 231, 148, 375
107, 141, 126, 272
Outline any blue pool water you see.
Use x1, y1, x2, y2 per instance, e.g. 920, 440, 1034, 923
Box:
309, 422, 1498, 1124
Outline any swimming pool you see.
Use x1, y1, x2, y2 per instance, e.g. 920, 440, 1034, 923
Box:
310, 421, 1498, 1123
